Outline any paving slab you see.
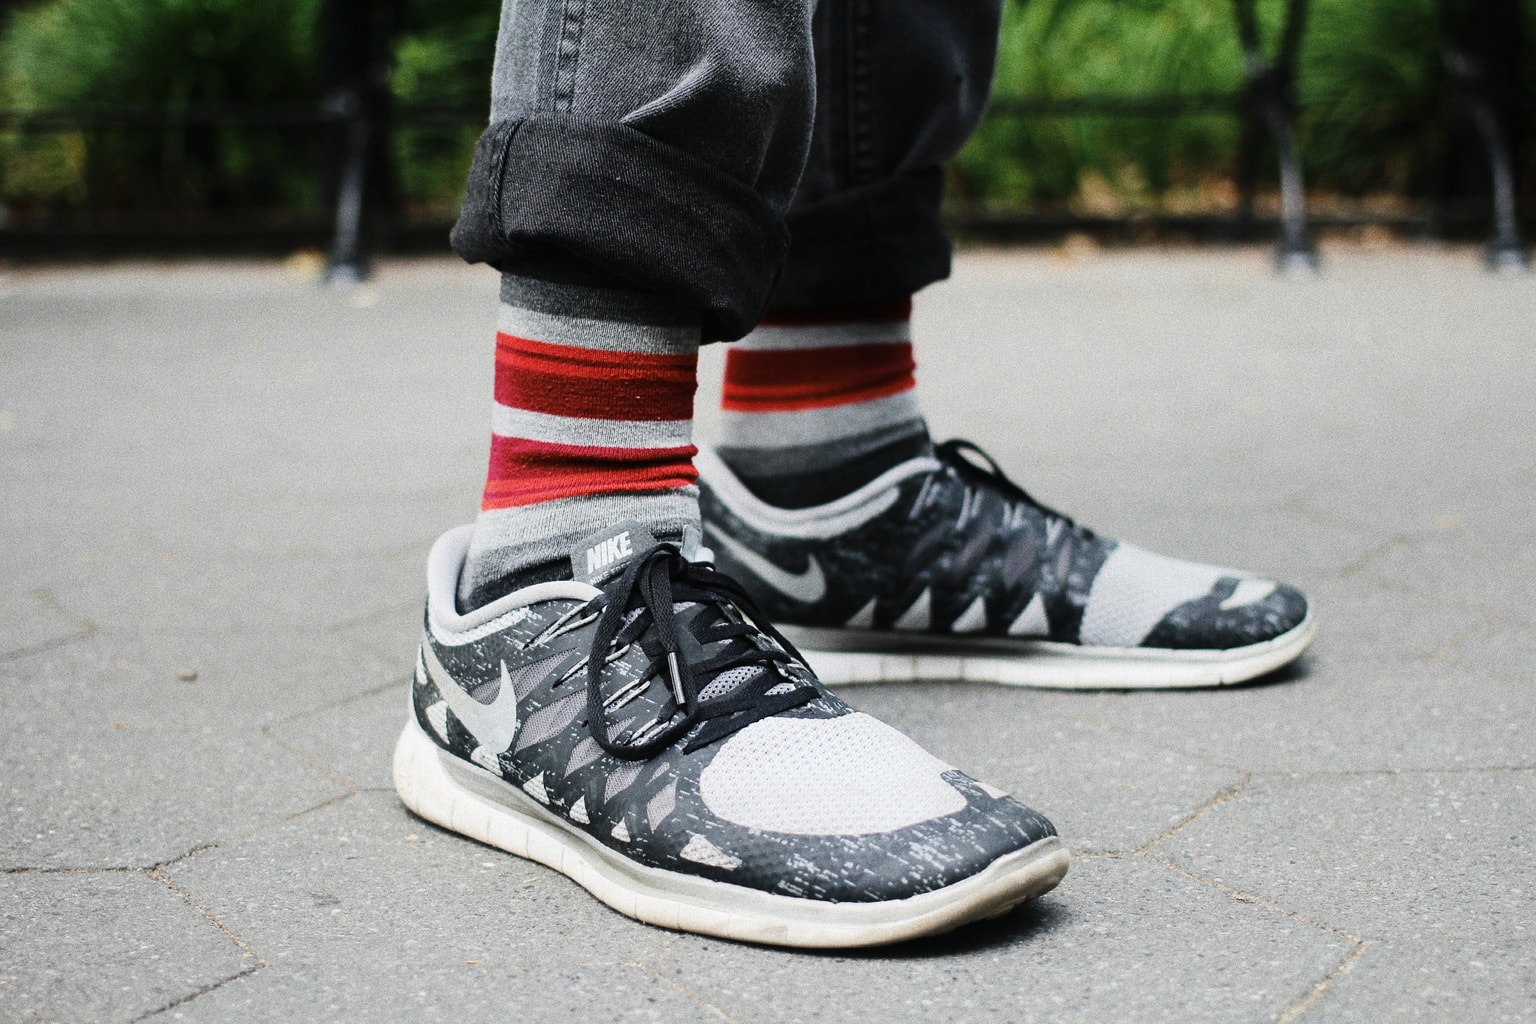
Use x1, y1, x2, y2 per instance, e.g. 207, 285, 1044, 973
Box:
0, 723, 346, 869
845, 684, 1244, 854
163, 792, 737, 1021
1433, 619, 1536, 685
619, 856, 1353, 1024
1366, 529, 1536, 629
1086, 660, 1533, 774
164, 960, 734, 1024
1, 624, 403, 734
2, 640, 349, 868
166, 792, 692, 962
165, 793, 1350, 1024
1158, 770, 1536, 1022
1295, 576, 1494, 669
0, 871, 252, 1023
267, 684, 413, 792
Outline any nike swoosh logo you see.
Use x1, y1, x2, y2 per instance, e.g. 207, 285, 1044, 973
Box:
422, 642, 519, 753
708, 528, 827, 604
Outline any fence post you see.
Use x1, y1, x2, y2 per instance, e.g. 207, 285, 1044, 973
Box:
1233, 0, 1318, 274
1438, 0, 1529, 273
322, 0, 396, 287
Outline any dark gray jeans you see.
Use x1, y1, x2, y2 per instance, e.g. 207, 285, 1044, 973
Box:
450, 0, 1002, 341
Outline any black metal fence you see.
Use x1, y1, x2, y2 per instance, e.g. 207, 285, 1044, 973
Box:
0, 0, 1528, 274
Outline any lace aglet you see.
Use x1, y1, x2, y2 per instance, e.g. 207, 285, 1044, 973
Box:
666, 651, 686, 706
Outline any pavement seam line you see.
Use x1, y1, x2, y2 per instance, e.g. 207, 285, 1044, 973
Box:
1133, 773, 1254, 854
1428, 612, 1501, 664
1335, 530, 1434, 580
259, 726, 364, 793
129, 863, 272, 1021
1, 588, 100, 662
156, 842, 222, 869
145, 865, 270, 967
261, 674, 413, 729
623, 960, 746, 1024
327, 595, 424, 634
153, 790, 361, 868
2, 842, 223, 875
130, 965, 264, 1023
1271, 939, 1378, 1024
1147, 854, 1366, 944
278, 790, 359, 825
1, 628, 99, 664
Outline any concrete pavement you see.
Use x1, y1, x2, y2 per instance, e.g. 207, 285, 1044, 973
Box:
2, 245, 1532, 1022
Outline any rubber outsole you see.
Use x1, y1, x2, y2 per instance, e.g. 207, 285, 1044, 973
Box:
779, 609, 1315, 690
392, 719, 1069, 948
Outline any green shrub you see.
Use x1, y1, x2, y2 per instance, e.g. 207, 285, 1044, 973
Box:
0, 0, 322, 210
952, 0, 1528, 214
953, 0, 1249, 211
1297, 0, 1443, 196
954, 0, 1257, 212
390, 0, 497, 216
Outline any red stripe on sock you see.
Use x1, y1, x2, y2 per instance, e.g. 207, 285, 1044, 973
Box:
721, 343, 916, 413
761, 299, 913, 327
481, 437, 699, 510
494, 333, 697, 420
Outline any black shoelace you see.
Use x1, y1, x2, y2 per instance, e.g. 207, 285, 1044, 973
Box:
585, 543, 819, 761
934, 438, 1093, 538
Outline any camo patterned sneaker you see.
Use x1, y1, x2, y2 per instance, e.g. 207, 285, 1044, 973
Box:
392, 522, 1068, 948
698, 441, 1314, 689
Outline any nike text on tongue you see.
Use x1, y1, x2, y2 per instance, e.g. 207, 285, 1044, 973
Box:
572, 520, 659, 585
586, 531, 633, 577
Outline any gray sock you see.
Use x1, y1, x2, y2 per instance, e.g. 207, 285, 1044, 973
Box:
458, 274, 702, 610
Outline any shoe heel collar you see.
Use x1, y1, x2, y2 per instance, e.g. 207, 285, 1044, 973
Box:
696, 444, 939, 539
427, 526, 601, 635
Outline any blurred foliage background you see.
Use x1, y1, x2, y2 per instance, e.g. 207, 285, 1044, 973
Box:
0, 0, 1531, 234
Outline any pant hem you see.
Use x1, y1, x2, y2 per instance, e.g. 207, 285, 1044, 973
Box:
451, 116, 790, 341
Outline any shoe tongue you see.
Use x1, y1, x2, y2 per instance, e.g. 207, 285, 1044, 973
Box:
571, 520, 660, 585
571, 521, 711, 585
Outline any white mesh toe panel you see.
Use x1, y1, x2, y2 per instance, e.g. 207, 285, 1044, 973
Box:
698, 713, 965, 836
1079, 542, 1235, 647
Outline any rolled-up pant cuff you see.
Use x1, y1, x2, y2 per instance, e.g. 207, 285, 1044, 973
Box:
769, 168, 951, 313
450, 115, 789, 342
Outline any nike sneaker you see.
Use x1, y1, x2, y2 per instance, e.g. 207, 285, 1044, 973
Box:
697, 441, 1314, 689
392, 521, 1068, 948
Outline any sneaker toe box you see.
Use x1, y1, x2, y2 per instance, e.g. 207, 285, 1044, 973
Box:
705, 775, 1058, 904
1140, 578, 1310, 651
691, 712, 1058, 903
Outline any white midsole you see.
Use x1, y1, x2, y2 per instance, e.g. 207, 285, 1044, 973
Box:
392, 719, 1069, 948
781, 610, 1315, 690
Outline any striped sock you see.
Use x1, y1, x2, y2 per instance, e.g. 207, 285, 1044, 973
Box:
716, 299, 931, 508
458, 277, 702, 610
